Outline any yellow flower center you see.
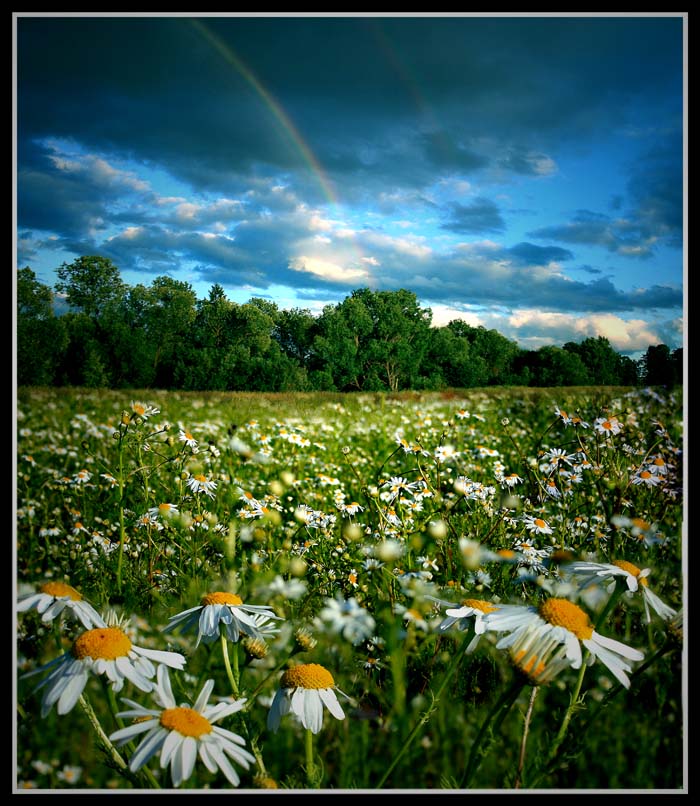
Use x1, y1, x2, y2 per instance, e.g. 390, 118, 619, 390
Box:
612, 559, 648, 587
461, 598, 498, 614
538, 598, 593, 640
639, 470, 652, 479
40, 581, 82, 601
498, 549, 516, 559
72, 627, 132, 660
159, 503, 173, 513
559, 410, 568, 419
194, 474, 208, 483
200, 592, 243, 606
514, 649, 547, 680
534, 518, 547, 529
281, 663, 335, 690
653, 457, 666, 466
132, 403, 146, 415
601, 420, 613, 430
160, 707, 212, 737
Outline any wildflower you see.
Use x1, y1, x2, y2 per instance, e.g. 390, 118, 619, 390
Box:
109, 665, 254, 788
163, 592, 283, 648
501, 472, 523, 488
17, 581, 106, 630
631, 469, 662, 487
484, 598, 644, 688
23, 624, 186, 717
315, 593, 376, 645
594, 416, 622, 436
563, 560, 677, 623
186, 473, 218, 498
147, 502, 179, 521
178, 429, 199, 450
267, 663, 349, 734
522, 515, 553, 535
505, 623, 572, 686
430, 596, 500, 652
129, 401, 160, 421
56, 765, 82, 785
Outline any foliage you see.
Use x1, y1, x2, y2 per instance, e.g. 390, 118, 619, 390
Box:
16, 259, 683, 392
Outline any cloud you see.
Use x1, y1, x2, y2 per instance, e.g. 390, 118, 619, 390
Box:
440, 198, 506, 234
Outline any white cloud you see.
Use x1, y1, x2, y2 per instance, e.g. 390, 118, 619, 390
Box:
289, 255, 372, 283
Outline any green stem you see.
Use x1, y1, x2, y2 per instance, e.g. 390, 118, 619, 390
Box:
459, 675, 528, 788
376, 627, 475, 788
514, 685, 539, 789
78, 693, 128, 772
221, 632, 240, 697
305, 728, 317, 787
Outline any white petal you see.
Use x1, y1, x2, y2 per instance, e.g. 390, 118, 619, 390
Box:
591, 631, 645, 661
160, 729, 183, 768
109, 719, 159, 745
193, 679, 215, 713
56, 671, 89, 715
318, 688, 345, 721
130, 727, 168, 772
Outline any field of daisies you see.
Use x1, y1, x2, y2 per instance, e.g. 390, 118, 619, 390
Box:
15, 385, 685, 792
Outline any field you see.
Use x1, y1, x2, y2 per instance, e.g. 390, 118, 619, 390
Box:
14, 385, 685, 792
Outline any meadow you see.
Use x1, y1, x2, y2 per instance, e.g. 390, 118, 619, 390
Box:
14, 385, 685, 792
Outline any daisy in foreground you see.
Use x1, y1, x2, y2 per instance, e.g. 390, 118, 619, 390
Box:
109, 665, 255, 788
483, 597, 644, 688
562, 559, 677, 623
17, 581, 106, 630
163, 592, 283, 648
22, 619, 186, 717
267, 663, 350, 734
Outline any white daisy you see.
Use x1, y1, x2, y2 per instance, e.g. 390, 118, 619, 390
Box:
594, 416, 622, 436
484, 597, 644, 688
162, 592, 283, 648
109, 665, 254, 788
563, 559, 677, 623
429, 596, 500, 653
186, 473, 218, 498
267, 663, 349, 734
17, 581, 106, 630
22, 625, 186, 717
522, 515, 554, 535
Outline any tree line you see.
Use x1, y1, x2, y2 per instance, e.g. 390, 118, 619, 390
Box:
16, 256, 683, 392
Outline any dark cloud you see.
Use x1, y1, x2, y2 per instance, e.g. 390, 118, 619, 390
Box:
505, 243, 574, 265
440, 198, 506, 234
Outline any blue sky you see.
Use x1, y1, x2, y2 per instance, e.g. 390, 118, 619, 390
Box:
14, 13, 686, 357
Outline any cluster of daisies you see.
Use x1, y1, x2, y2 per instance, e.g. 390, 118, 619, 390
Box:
17, 581, 350, 789
18, 546, 678, 789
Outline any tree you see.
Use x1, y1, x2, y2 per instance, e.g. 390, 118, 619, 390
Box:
16, 267, 68, 385
54, 255, 126, 320
641, 344, 678, 387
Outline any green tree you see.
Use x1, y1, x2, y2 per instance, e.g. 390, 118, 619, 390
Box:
16, 267, 68, 386
54, 255, 126, 320
144, 276, 197, 387
641, 343, 678, 387
563, 336, 623, 386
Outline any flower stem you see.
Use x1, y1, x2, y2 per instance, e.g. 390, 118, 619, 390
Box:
305, 728, 319, 787
459, 675, 528, 788
514, 685, 539, 789
376, 628, 475, 788
221, 632, 240, 697
78, 693, 128, 772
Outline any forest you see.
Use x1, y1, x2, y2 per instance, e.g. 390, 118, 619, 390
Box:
17, 256, 683, 392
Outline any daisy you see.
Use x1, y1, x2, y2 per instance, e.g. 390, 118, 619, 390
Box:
484, 598, 644, 688
594, 416, 622, 436
129, 401, 160, 421
163, 592, 283, 648
178, 429, 199, 450
109, 665, 254, 788
17, 581, 106, 630
563, 559, 677, 623
429, 596, 500, 653
522, 514, 553, 535
147, 502, 179, 521
267, 663, 349, 734
22, 623, 186, 717
631, 469, 662, 487
186, 473, 218, 498
315, 593, 376, 646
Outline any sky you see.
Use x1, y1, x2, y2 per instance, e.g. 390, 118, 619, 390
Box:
13, 12, 686, 358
